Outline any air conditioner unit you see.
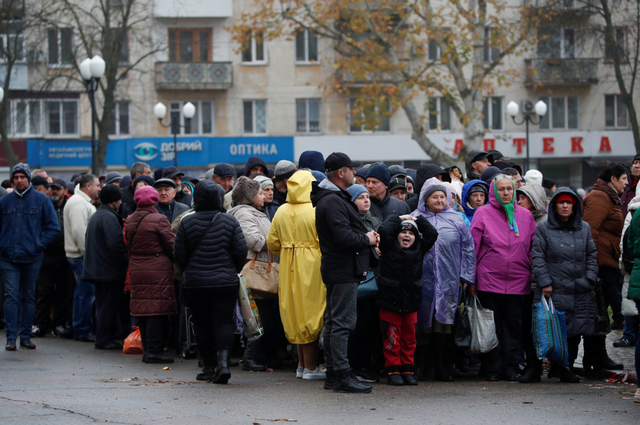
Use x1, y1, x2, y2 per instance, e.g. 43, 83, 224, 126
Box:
521, 100, 536, 114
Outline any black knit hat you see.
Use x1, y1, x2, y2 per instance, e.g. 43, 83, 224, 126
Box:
99, 184, 122, 204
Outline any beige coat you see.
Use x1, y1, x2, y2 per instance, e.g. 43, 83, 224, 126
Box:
63, 185, 96, 258
227, 204, 279, 264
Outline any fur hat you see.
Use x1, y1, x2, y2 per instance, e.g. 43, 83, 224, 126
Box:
134, 186, 159, 207
232, 176, 260, 206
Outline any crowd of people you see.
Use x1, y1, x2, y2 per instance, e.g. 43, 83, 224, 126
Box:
0, 148, 638, 402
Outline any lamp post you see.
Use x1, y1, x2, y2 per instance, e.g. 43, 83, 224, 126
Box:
507, 100, 548, 173
153, 102, 196, 167
79, 56, 106, 175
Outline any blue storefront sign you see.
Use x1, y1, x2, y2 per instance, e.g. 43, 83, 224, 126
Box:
27, 136, 294, 168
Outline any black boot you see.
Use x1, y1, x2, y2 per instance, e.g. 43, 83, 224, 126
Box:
386, 365, 404, 386
547, 362, 562, 378
197, 355, 216, 381
324, 369, 336, 390
414, 345, 428, 381
212, 350, 231, 384
433, 334, 453, 382
333, 368, 373, 393
400, 364, 418, 386
583, 335, 624, 371
560, 366, 581, 383
518, 359, 542, 383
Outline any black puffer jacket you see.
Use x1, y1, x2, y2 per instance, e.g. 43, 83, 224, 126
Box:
174, 180, 248, 289
377, 215, 438, 313
311, 180, 371, 285
83, 204, 128, 284
532, 187, 599, 337
370, 190, 411, 221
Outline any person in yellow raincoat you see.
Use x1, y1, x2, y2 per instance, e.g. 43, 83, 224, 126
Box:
267, 170, 327, 380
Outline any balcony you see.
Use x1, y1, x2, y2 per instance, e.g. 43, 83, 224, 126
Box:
0, 63, 28, 90
154, 0, 232, 18
523, 0, 597, 16
525, 58, 598, 87
155, 62, 232, 90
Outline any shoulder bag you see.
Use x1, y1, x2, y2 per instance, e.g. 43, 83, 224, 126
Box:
241, 243, 279, 298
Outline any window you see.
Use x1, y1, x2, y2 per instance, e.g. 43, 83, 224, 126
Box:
539, 96, 578, 129
108, 101, 131, 136
428, 28, 450, 61
349, 98, 390, 133
12, 100, 42, 136
538, 28, 575, 59
111, 29, 129, 65
483, 28, 501, 62
0, 33, 24, 61
483, 97, 503, 130
428, 97, 451, 131
605, 28, 626, 60
296, 99, 321, 133
45, 100, 79, 136
168, 29, 211, 62
242, 30, 266, 64
169, 100, 214, 135
295, 29, 318, 63
48, 28, 74, 66
605, 94, 628, 128
243, 100, 267, 134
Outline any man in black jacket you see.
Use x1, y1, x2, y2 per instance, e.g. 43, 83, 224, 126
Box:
162, 166, 192, 207
311, 152, 379, 394
154, 179, 190, 224
83, 185, 128, 349
365, 164, 411, 221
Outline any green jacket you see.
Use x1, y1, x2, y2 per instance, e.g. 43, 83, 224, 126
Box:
627, 210, 640, 301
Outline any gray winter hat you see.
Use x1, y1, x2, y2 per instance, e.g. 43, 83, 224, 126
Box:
105, 171, 123, 185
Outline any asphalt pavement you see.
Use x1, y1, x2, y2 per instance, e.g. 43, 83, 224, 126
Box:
1, 330, 638, 425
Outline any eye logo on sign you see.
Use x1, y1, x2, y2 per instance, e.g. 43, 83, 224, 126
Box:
133, 143, 159, 161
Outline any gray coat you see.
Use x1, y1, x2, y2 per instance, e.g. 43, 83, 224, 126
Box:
532, 187, 599, 337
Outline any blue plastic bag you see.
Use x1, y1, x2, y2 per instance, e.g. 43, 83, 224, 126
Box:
532, 297, 569, 369
358, 270, 378, 298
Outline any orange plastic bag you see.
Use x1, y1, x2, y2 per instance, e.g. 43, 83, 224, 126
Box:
123, 327, 144, 354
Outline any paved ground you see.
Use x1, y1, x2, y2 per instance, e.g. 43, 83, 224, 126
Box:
1, 329, 638, 425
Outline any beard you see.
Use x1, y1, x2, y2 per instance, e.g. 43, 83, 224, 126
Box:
51, 195, 61, 202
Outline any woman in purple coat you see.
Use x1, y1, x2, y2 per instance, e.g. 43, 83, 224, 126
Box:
469, 174, 536, 381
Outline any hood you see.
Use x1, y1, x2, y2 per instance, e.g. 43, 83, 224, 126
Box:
414, 164, 451, 195
193, 180, 224, 212
244, 156, 268, 176
286, 170, 314, 204
547, 187, 583, 229
311, 179, 341, 207
461, 179, 489, 218
628, 179, 640, 212
412, 177, 452, 217
516, 183, 548, 222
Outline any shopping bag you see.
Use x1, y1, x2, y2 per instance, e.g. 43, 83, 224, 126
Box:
454, 287, 472, 350
357, 270, 378, 298
238, 274, 264, 341
532, 297, 569, 368
123, 326, 144, 354
468, 295, 499, 354
241, 248, 279, 298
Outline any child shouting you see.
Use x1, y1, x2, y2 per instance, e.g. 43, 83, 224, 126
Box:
377, 214, 438, 385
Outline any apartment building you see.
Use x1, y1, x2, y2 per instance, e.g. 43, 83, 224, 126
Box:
1, 0, 637, 187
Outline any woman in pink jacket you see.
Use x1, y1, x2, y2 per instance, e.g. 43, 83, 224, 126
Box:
469, 174, 536, 381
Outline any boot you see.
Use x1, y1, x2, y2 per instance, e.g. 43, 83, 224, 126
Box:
414, 345, 428, 382
433, 334, 453, 382
324, 369, 336, 390
559, 366, 581, 383
145, 353, 174, 363
547, 362, 562, 379
386, 366, 404, 386
333, 368, 373, 393
518, 359, 542, 383
212, 350, 231, 384
583, 335, 624, 371
400, 365, 418, 386
196, 355, 216, 381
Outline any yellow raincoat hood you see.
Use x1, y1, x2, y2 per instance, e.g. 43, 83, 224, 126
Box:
286, 171, 314, 204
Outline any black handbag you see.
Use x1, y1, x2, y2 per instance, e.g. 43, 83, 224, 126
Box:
592, 278, 611, 336
454, 286, 472, 349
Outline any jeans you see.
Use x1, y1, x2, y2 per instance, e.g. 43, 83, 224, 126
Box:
323, 282, 358, 372
622, 315, 639, 344
68, 257, 95, 339
1, 260, 42, 340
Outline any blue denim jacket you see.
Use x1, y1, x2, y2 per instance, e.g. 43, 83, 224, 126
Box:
0, 185, 60, 263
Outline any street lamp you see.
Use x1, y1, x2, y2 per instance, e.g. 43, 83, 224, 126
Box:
154, 102, 196, 167
507, 100, 547, 173
79, 55, 105, 175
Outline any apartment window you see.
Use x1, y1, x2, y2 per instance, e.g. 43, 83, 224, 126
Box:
428, 97, 451, 131
169, 100, 214, 135
45, 100, 79, 136
108, 101, 131, 136
349, 98, 390, 133
8, 100, 42, 136
295, 29, 318, 63
605, 94, 628, 128
47, 28, 74, 66
296, 99, 321, 133
168, 29, 211, 62
428, 38, 441, 61
483, 97, 503, 130
243, 100, 267, 134
111, 29, 129, 65
0, 33, 24, 61
242, 30, 266, 64
605, 28, 626, 60
483, 28, 501, 62
539, 96, 578, 129
538, 28, 575, 59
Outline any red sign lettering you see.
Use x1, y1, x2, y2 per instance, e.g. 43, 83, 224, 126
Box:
571, 137, 584, 153
543, 138, 554, 153
599, 136, 612, 152
483, 138, 495, 152
513, 138, 526, 154
453, 139, 464, 155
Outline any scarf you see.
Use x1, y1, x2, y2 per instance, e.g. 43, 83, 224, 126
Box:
493, 177, 519, 236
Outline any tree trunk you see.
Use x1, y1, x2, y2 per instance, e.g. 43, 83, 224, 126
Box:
0, 81, 18, 169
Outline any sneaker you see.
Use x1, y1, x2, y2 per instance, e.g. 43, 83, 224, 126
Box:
31, 325, 46, 338
53, 326, 73, 339
296, 366, 304, 379
333, 374, 372, 393
354, 368, 380, 383
613, 337, 634, 348
302, 367, 326, 380
634, 389, 640, 403
5, 339, 16, 351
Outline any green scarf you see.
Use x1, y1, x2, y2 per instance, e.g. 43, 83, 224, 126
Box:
493, 177, 519, 236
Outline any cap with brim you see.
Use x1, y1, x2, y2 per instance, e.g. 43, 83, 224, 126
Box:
487, 149, 509, 162
154, 178, 176, 189
214, 163, 235, 178
389, 178, 408, 193
472, 152, 493, 164
31, 176, 50, 187
51, 178, 67, 189
325, 152, 361, 172
162, 166, 184, 179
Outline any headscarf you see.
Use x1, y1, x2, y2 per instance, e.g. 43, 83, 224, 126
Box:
493, 174, 519, 236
